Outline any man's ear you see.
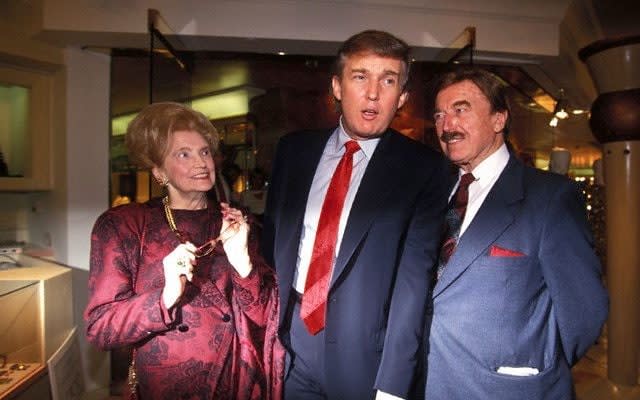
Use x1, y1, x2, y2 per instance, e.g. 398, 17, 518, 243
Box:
331, 75, 343, 102
493, 110, 508, 133
397, 91, 409, 109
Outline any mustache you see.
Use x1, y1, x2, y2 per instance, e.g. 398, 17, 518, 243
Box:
440, 131, 464, 143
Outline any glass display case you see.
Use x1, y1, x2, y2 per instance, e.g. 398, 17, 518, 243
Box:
0, 65, 54, 191
0, 280, 40, 398
0, 255, 73, 399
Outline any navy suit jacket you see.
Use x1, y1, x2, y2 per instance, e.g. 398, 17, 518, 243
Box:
424, 155, 608, 399
263, 128, 449, 398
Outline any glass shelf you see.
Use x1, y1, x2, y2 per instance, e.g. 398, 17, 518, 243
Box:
0, 65, 53, 191
0, 256, 73, 398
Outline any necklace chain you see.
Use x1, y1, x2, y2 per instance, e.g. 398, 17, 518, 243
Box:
162, 196, 216, 258
162, 196, 179, 233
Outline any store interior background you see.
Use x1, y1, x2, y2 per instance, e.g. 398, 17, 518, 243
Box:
0, 0, 638, 397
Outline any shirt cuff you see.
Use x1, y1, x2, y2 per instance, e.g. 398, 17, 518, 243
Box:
375, 390, 405, 400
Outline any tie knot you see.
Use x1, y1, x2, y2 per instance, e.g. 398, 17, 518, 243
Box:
344, 140, 361, 155
459, 172, 475, 188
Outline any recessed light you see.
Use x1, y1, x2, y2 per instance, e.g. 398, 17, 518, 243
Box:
277, 51, 286, 56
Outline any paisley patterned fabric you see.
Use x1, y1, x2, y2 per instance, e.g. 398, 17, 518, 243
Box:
85, 197, 284, 399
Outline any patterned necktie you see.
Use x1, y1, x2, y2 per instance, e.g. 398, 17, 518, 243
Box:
437, 172, 475, 279
301, 140, 361, 335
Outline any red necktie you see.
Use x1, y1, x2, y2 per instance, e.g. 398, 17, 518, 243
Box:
301, 140, 361, 335
437, 172, 475, 279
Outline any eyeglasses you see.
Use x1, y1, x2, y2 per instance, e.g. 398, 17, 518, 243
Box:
162, 196, 245, 259
192, 220, 242, 258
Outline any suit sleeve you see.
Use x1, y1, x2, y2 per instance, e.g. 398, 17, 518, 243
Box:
374, 155, 450, 397
538, 180, 608, 365
262, 136, 287, 267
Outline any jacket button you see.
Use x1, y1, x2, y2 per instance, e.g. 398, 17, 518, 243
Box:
221, 314, 231, 322
178, 324, 189, 332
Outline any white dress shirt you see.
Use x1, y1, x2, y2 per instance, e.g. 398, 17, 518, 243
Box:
293, 120, 379, 293
456, 143, 510, 238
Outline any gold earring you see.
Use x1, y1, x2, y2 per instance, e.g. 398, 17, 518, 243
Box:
155, 176, 168, 187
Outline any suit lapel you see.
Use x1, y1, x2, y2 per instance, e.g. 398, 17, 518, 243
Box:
330, 130, 399, 288
283, 131, 330, 225
433, 156, 524, 297
276, 130, 332, 292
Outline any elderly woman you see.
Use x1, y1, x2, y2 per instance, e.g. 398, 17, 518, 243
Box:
84, 102, 284, 399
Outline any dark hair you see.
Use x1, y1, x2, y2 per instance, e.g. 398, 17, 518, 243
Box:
333, 30, 411, 89
125, 102, 219, 169
429, 67, 511, 134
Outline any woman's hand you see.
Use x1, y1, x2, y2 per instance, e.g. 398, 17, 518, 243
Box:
161, 242, 196, 309
220, 203, 252, 278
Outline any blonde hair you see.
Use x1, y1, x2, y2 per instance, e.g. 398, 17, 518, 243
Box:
125, 102, 219, 169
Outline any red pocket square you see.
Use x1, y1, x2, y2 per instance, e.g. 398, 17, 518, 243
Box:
489, 245, 525, 257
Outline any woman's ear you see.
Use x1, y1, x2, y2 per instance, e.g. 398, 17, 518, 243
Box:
152, 167, 167, 186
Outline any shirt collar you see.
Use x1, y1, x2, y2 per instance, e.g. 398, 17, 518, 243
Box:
335, 117, 380, 159
459, 143, 509, 188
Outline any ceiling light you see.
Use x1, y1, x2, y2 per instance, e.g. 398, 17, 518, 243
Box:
277, 51, 286, 56
549, 116, 559, 127
572, 109, 587, 115
554, 99, 569, 120
552, 89, 570, 120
